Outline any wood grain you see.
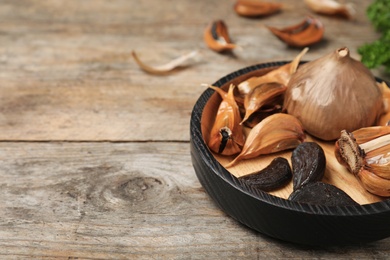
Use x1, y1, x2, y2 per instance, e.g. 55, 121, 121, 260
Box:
1, 0, 390, 258
0, 142, 389, 259
0, 0, 387, 141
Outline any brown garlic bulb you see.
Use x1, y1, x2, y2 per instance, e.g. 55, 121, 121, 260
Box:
283, 47, 384, 141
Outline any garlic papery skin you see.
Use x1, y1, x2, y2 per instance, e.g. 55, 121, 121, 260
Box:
304, 0, 355, 20
283, 47, 384, 141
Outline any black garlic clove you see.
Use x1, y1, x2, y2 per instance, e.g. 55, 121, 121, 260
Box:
239, 157, 292, 192
288, 182, 359, 206
291, 142, 326, 191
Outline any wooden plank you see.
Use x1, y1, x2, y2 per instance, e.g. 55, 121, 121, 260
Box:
0, 141, 389, 258
1, 0, 390, 257
0, 0, 387, 141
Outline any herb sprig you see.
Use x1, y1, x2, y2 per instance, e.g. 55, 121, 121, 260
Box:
358, 0, 390, 73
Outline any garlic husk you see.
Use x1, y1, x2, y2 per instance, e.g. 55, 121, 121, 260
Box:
234, 0, 282, 17
304, 0, 355, 20
283, 47, 384, 141
204, 20, 237, 53
132, 50, 199, 75
207, 84, 245, 155
226, 113, 305, 167
266, 16, 324, 47
238, 47, 308, 95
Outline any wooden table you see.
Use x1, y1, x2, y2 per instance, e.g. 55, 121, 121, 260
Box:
1, 0, 389, 258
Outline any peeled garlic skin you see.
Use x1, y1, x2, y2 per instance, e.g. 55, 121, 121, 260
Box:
283, 47, 383, 141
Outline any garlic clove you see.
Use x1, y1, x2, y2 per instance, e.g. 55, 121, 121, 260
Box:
291, 142, 326, 191
226, 113, 305, 167
207, 84, 245, 155
359, 133, 390, 154
304, 0, 355, 20
284, 47, 384, 141
289, 182, 358, 206
204, 20, 237, 53
266, 17, 324, 47
239, 157, 292, 192
335, 129, 390, 196
366, 143, 390, 164
234, 0, 282, 17
241, 82, 287, 124
334, 130, 364, 175
238, 47, 308, 95
366, 162, 390, 180
352, 125, 390, 144
357, 168, 390, 197
336, 130, 390, 170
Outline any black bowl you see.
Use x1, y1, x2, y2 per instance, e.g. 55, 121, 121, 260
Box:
190, 61, 390, 246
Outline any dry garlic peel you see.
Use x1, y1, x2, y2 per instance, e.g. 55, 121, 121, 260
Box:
226, 113, 305, 167
241, 98, 283, 128
284, 47, 384, 141
204, 20, 236, 53
304, 0, 355, 19
367, 160, 390, 180
365, 143, 390, 167
234, 0, 282, 17
267, 17, 324, 47
241, 83, 287, 124
207, 84, 245, 155
238, 47, 308, 95
357, 169, 390, 197
131, 50, 199, 75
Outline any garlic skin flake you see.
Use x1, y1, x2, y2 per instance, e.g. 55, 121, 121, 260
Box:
131, 50, 199, 75
234, 0, 282, 18
283, 47, 384, 141
204, 20, 237, 53
267, 16, 324, 47
241, 82, 287, 124
207, 84, 245, 156
238, 47, 308, 95
304, 0, 355, 19
226, 113, 305, 167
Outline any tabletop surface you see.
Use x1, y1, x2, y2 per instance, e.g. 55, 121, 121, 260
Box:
1, 0, 390, 258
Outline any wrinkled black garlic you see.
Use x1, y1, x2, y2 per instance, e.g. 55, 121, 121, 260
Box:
289, 182, 358, 206
239, 157, 292, 192
291, 142, 326, 191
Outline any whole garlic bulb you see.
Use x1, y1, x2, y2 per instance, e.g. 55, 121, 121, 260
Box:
283, 47, 384, 141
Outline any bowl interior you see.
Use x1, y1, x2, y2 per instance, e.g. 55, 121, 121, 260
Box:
200, 62, 387, 205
